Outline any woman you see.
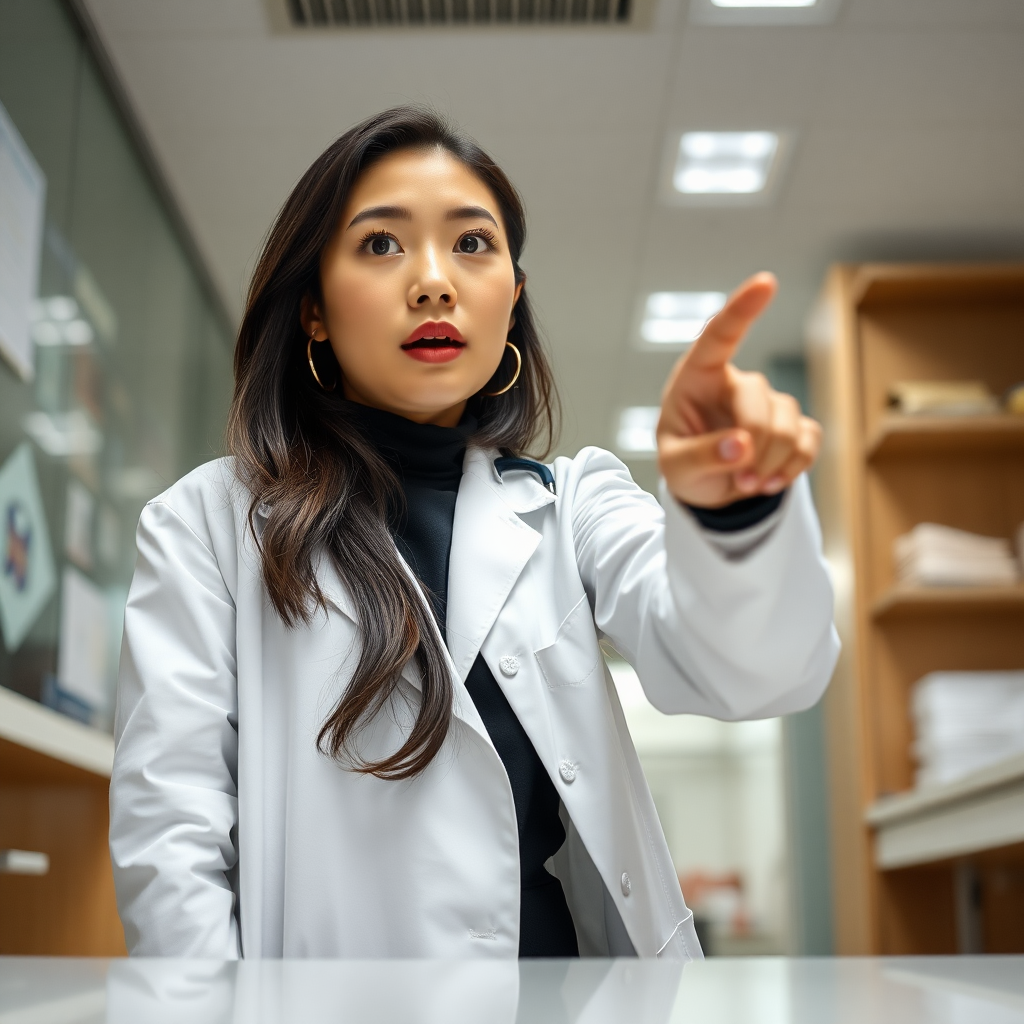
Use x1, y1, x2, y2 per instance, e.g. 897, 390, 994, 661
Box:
109, 107, 838, 960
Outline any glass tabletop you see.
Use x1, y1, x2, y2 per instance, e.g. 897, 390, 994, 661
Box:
1, 956, 1023, 1024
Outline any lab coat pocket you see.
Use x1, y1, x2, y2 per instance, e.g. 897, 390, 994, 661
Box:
534, 595, 602, 689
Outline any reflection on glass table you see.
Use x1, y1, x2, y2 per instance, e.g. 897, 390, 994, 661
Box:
1, 956, 1023, 1024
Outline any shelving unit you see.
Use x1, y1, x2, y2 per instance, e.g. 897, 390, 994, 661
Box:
870, 585, 1024, 620
0, 688, 124, 955
807, 262, 1024, 955
867, 752, 1024, 869
866, 414, 1024, 460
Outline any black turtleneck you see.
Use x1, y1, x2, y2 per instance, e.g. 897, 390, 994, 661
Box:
346, 402, 580, 959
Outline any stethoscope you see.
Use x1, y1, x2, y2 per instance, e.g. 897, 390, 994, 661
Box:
494, 457, 556, 494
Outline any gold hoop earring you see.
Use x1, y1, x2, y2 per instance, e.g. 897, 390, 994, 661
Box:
307, 334, 337, 392
484, 342, 522, 397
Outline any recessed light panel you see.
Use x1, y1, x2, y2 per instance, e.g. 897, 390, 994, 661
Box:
616, 407, 660, 456
690, 0, 840, 24
711, 0, 815, 6
674, 132, 778, 195
641, 292, 725, 347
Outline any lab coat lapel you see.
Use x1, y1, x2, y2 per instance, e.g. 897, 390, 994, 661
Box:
313, 447, 553, 740
317, 527, 494, 740
446, 447, 554, 684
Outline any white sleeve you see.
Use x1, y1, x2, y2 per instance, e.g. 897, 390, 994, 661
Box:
568, 449, 840, 719
109, 499, 240, 957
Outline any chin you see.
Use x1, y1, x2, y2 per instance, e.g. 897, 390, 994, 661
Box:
402, 380, 480, 410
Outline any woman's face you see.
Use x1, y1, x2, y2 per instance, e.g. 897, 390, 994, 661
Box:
303, 147, 523, 427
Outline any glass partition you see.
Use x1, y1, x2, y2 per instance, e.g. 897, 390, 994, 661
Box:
0, 0, 233, 731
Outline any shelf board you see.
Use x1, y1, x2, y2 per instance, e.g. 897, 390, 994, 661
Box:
866, 752, 1024, 869
865, 414, 1024, 460
870, 584, 1024, 619
0, 687, 113, 780
850, 262, 1024, 307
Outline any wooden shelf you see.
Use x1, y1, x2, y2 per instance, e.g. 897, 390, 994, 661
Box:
809, 262, 1024, 954
0, 687, 123, 956
866, 414, 1024, 461
871, 584, 1024, 620
0, 687, 113, 780
850, 262, 1024, 307
866, 752, 1024, 869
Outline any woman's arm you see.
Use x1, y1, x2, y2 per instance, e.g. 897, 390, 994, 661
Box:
109, 495, 240, 957
569, 450, 839, 720
571, 273, 839, 719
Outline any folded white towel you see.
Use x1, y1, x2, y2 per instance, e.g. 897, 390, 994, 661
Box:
894, 523, 1019, 587
912, 672, 1024, 787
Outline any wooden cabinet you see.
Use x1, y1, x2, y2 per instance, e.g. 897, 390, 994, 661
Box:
0, 688, 124, 955
807, 263, 1024, 955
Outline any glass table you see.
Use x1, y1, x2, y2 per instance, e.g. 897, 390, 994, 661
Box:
1, 956, 1023, 1023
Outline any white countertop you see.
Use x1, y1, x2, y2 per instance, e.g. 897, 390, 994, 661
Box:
0, 687, 113, 777
1, 956, 1023, 1023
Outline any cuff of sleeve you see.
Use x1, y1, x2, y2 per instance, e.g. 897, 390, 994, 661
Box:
684, 491, 785, 532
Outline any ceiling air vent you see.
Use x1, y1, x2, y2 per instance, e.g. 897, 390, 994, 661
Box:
278, 0, 637, 28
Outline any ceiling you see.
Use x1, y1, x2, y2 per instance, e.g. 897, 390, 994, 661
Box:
79, 0, 1024, 469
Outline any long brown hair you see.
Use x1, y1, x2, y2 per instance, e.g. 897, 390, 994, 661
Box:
227, 107, 559, 780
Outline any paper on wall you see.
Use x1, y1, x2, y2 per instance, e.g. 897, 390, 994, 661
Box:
57, 566, 110, 711
0, 442, 56, 651
0, 99, 46, 380
64, 478, 95, 570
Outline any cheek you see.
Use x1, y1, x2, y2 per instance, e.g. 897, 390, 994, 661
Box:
331, 271, 392, 338
473, 270, 517, 333
323, 271, 402, 391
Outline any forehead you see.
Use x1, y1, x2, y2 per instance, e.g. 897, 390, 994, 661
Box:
342, 147, 502, 225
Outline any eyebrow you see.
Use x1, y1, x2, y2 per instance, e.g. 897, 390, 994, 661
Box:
444, 205, 498, 228
346, 204, 499, 230
347, 205, 412, 228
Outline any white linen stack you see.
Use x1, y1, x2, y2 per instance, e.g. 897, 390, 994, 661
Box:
887, 380, 999, 416
893, 523, 1020, 587
912, 671, 1024, 787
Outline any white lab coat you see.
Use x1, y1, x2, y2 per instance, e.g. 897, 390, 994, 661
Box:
109, 446, 839, 960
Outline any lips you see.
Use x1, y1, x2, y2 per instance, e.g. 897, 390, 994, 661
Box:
401, 321, 466, 364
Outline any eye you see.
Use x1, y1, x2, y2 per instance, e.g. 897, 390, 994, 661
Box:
361, 232, 402, 256
456, 231, 495, 255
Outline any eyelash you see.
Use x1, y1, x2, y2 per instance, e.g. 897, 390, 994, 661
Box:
357, 229, 399, 253
458, 227, 498, 251
356, 227, 498, 253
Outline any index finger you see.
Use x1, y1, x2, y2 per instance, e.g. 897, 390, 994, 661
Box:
686, 272, 778, 371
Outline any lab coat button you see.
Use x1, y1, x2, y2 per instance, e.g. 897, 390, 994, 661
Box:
499, 655, 519, 677
559, 759, 577, 784
621, 872, 631, 897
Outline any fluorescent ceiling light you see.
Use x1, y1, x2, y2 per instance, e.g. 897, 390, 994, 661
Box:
45, 296, 79, 321
674, 132, 778, 195
712, 0, 814, 6
616, 407, 660, 456
30, 295, 95, 347
641, 292, 726, 346
690, 0, 838, 23
23, 410, 103, 457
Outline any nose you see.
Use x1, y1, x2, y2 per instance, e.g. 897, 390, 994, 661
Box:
408, 243, 456, 309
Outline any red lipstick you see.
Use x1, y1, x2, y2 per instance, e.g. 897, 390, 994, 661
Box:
401, 321, 466, 364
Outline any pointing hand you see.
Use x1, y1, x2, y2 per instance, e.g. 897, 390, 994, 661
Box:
657, 272, 822, 508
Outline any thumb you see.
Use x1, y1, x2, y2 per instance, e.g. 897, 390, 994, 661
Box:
658, 427, 753, 480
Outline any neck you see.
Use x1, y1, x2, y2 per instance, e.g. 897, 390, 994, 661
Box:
341, 383, 467, 428
344, 400, 476, 487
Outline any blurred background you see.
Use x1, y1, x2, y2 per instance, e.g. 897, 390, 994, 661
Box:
1, 0, 1023, 959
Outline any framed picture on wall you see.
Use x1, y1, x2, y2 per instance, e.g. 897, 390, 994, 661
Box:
0, 99, 46, 381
